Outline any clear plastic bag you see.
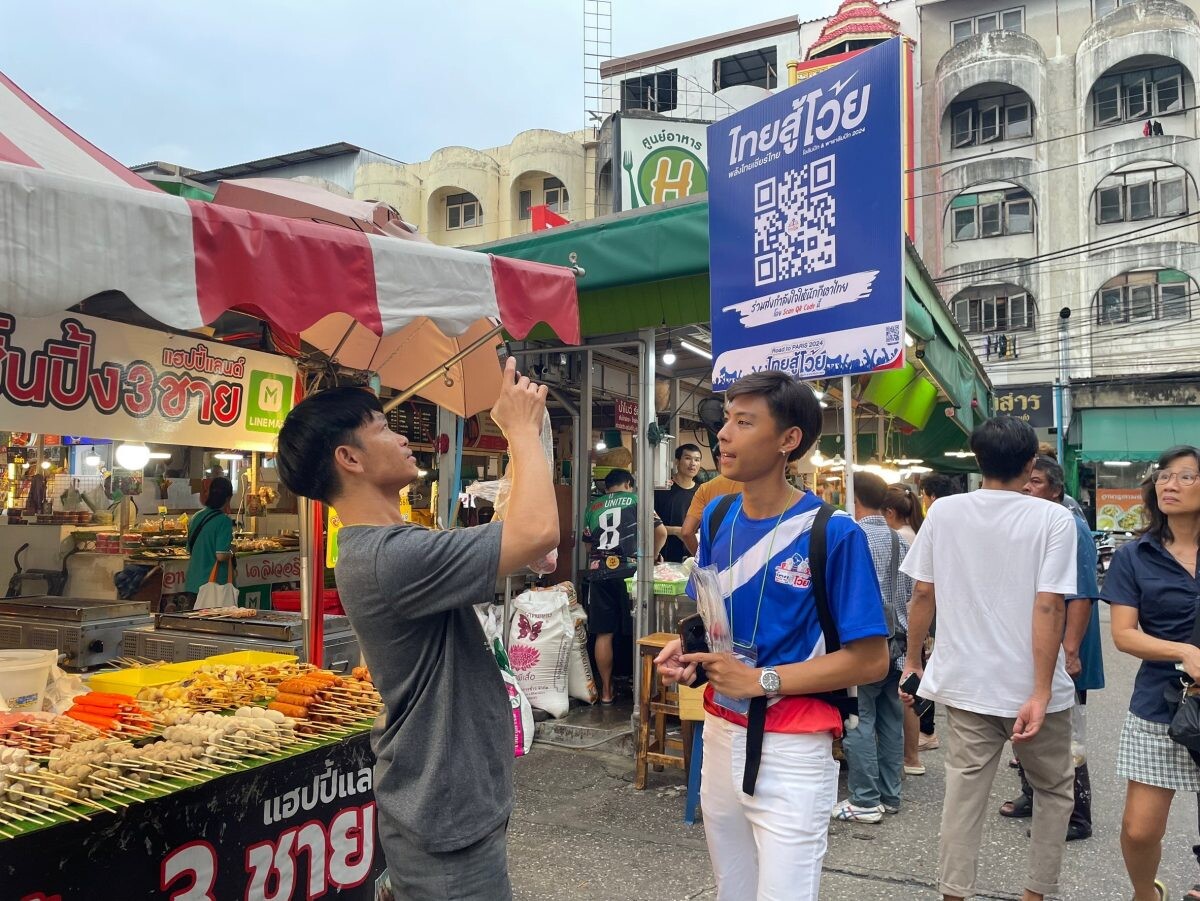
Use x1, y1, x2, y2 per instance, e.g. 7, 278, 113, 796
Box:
470, 410, 558, 575
689, 565, 732, 654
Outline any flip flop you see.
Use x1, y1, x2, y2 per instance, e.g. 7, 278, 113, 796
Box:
600, 696, 615, 706
999, 795, 1033, 818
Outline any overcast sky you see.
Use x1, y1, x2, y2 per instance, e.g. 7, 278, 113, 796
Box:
4, 1, 840, 171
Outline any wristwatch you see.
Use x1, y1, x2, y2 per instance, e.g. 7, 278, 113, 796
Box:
759, 666, 782, 698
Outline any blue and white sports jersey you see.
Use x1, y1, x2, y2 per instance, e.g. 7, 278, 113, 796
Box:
693, 491, 887, 669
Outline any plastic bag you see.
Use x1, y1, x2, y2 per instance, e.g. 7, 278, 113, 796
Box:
475, 409, 558, 575
689, 565, 732, 654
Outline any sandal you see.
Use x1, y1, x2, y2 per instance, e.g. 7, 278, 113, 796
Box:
1151, 879, 1168, 900
1182, 882, 1199, 900
999, 794, 1033, 818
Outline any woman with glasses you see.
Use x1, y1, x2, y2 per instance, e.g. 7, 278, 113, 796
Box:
1103, 446, 1200, 901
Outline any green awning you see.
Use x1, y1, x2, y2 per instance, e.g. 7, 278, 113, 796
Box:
1076, 407, 1200, 461
905, 285, 935, 341
479, 197, 710, 293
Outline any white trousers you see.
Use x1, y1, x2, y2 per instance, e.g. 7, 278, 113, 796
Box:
700, 713, 840, 901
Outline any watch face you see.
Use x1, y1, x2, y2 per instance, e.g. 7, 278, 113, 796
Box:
761, 670, 781, 693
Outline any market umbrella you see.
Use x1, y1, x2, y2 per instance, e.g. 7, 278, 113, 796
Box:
213, 177, 421, 239
211, 177, 510, 417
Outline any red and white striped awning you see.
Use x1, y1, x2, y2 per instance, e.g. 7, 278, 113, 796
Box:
0, 71, 580, 344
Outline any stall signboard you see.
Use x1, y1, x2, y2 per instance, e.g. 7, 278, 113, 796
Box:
707, 38, 905, 389
995, 385, 1054, 429
615, 398, 639, 432
387, 400, 437, 443
0, 311, 298, 452
161, 550, 302, 598
615, 114, 710, 211
0, 732, 385, 899
1096, 488, 1146, 532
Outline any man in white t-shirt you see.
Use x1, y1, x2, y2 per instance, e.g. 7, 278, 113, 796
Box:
899, 416, 1077, 901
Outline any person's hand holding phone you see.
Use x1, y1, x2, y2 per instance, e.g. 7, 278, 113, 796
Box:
898, 669, 931, 716
654, 639, 697, 687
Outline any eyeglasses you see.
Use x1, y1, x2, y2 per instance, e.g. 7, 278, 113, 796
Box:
1152, 470, 1200, 486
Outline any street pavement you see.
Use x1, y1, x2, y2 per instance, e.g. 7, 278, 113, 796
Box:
508, 606, 1200, 899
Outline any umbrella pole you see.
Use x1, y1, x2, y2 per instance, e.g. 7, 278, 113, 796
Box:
381, 324, 505, 413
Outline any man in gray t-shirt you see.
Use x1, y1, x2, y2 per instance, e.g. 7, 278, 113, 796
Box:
276, 358, 558, 901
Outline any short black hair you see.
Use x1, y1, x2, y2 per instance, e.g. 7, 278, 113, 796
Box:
276, 387, 383, 504
1031, 454, 1065, 500
724, 371, 822, 462
854, 472, 889, 510
205, 477, 233, 511
605, 469, 634, 491
920, 473, 959, 500
969, 416, 1038, 482
1144, 445, 1200, 546
675, 443, 702, 460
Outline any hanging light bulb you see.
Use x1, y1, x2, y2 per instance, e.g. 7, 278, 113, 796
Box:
84, 447, 101, 467
662, 346, 676, 366
595, 440, 607, 452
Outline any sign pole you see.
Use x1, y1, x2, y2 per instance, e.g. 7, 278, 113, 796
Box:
842, 375, 856, 510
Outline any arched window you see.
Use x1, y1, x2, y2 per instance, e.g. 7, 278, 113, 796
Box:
949, 89, 1033, 147
1094, 269, 1193, 324
445, 192, 482, 230
1094, 162, 1189, 224
951, 284, 1036, 334
1091, 59, 1185, 127
949, 185, 1034, 241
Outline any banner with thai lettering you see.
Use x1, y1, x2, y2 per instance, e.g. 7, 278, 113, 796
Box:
994, 384, 1054, 429
615, 114, 710, 211
0, 732, 384, 900
0, 311, 298, 452
707, 38, 905, 388
1096, 488, 1146, 532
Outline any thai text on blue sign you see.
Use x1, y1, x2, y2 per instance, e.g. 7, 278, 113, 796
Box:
708, 38, 906, 389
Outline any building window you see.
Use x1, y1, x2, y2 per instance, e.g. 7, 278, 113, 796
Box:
953, 291, 1035, 333
1092, 64, 1184, 126
1094, 0, 1128, 17
518, 190, 532, 221
621, 70, 678, 113
445, 192, 481, 230
950, 92, 1032, 147
949, 187, 1035, 241
1095, 270, 1193, 324
713, 46, 778, 91
1094, 166, 1189, 224
543, 177, 569, 213
951, 7, 1024, 43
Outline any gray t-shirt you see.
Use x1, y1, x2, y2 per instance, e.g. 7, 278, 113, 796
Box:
335, 521, 511, 854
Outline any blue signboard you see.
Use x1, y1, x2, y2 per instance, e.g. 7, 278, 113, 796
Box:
708, 38, 905, 389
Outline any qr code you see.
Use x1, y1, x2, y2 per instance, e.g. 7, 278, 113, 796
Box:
885, 324, 900, 344
752, 156, 837, 287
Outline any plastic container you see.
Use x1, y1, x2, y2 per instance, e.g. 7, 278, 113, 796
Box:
271, 589, 344, 615
88, 668, 182, 697
0, 649, 56, 712
204, 651, 298, 667
157, 660, 206, 676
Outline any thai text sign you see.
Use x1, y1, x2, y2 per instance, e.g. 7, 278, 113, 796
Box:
0, 311, 297, 451
615, 398, 639, 432
707, 38, 905, 388
0, 732, 384, 900
1096, 488, 1146, 532
616, 115, 710, 211
994, 385, 1054, 429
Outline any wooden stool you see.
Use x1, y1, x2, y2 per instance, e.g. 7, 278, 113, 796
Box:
635, 632, 693, 790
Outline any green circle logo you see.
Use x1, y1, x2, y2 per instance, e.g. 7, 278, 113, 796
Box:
637, 147, 708, 205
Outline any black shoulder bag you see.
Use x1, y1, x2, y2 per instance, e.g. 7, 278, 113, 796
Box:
1167, 606, 1200, 768
706, 497, 855, 795
186, 509, 219, 553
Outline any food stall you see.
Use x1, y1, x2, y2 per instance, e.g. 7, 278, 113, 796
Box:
0, 66, 579, 897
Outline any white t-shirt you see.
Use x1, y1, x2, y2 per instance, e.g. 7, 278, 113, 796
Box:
899, 489, 1078, 717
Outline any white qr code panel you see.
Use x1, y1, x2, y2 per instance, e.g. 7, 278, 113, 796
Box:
752, 156, 837, 287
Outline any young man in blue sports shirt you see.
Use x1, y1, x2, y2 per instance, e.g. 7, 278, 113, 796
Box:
656, 370, 890, 901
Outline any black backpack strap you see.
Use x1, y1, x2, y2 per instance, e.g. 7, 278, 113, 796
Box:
706, 493, 738, 554
742, 696, 768, 795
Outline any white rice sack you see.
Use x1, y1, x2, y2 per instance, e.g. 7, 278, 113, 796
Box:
507, 588, 572, 718
567, 602, 598, 704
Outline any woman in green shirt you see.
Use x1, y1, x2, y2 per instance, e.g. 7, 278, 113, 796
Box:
183, 477, 234, 610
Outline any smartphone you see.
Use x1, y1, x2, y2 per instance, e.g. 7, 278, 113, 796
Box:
900, 672, 933, 717
678, 613, 709, 655
676, 613, 709, 686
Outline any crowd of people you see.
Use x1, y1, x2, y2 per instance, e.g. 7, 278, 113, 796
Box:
269, 360, 1200, 901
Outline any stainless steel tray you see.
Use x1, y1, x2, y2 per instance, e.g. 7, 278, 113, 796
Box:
155, 610, 349, 640
0, 596, 149, 622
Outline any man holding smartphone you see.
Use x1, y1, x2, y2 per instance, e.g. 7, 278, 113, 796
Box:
655, 371, 889, 901
900, 417, 1077, 901
274, 358, 558, 901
